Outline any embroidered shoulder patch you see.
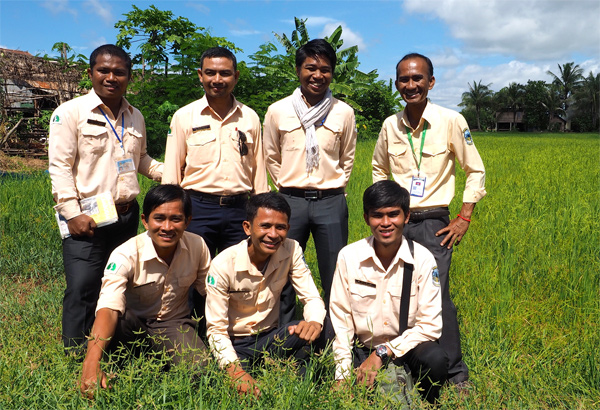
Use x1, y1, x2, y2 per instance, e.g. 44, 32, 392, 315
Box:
463, 129, 473, 145
301, 254, 310, 270
207, 274, 217, 288
431, 267, 440, 287
51, 114, 61, 125
105, 261, 120, 273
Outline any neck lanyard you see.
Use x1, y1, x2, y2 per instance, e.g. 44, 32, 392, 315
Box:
99, 108, 125, 153
405, 121, 427, 174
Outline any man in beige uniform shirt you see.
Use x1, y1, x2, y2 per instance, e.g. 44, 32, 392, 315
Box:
372, 53, 486, 387
330, 181, 447, 404
205, 192, 331, 397
48, 44, 162, 352
79, 184, 210, 398
162, 46, 268, 257
263, 39, 356, 324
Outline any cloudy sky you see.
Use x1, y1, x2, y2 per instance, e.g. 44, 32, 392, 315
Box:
1, 0, 598, 110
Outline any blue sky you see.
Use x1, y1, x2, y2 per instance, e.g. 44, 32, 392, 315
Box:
1, 0, 598, 110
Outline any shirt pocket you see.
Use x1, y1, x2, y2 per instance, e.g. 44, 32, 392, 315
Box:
230, 128, 255, 158
177, 272, 197, 290
319, 122, 341, 154
421, 143, 448, 175
186, 131, 217, 165
387, 142, 411, 173
229, 288, 255, 313
80, 125, 109, 155
124, 128, 143, 157
349, 283, 377, 314
129, 281, 162, 304
279, 121, 302, 151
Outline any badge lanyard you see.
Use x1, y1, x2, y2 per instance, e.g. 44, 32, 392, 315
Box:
405, 122, 427, 177
99, 108, 125, 155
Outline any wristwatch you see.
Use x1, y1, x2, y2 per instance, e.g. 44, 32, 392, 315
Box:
375, 345, 390, 363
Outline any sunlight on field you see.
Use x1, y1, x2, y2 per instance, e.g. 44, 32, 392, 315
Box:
1, 132, 598, 408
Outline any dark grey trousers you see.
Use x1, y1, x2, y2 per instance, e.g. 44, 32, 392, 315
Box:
403, 215, 469, 383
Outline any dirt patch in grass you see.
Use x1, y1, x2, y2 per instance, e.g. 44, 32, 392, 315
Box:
0, 151, 47, 173
12, 277, 50, 306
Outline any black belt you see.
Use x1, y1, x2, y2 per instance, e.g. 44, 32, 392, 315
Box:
409, 207, 450, 222
279, 187, 344, 200
187, 190, 248, 206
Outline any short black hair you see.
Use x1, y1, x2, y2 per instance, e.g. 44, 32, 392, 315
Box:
363, 181, 410, 216
89, 44, 132, 76
200, 46, 237, 71
143, 184, 192, 219
296, 39, 337, 70
396, 52, 434, 79
246, 192, 291, 223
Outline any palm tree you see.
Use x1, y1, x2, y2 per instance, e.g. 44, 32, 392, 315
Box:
496, 83, 525, 131
540, 85, 566, 131
547, 62, 584, 130
459, 80, 493, 130
573, 71, 600, 131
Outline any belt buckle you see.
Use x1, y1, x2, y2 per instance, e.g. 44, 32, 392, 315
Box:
219, 196, 233, 206
304, 190, 319, 200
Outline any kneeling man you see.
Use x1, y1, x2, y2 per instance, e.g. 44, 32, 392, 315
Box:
205, 192, 329, 397
330, 181, 448, 404
79, 184, 211, 397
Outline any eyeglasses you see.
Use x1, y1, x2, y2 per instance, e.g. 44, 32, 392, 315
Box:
237, 130, 248, 157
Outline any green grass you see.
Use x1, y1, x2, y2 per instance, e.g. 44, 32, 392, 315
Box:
1, 132, 599, 408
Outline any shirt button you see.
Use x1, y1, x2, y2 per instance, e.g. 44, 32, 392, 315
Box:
384, 321, 388, 326
383, 300, 386, 305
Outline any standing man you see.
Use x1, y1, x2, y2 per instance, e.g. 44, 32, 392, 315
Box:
205, 192, 329, 397
49, 44, 162, 353
330, 181, 448, 404
79, 184, 211, 398
263, 39, 357, 323
372, 53, 486, 387
162, 46, 268, 257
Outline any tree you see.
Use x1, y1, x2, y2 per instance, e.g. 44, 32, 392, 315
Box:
547, 62, 584, 130
522, 80, 550, 131
495, 82, 525, 131
459, 80, 493, 130
540, 85, 565, 131
114, 5, 239, 156
573, 71, 600, 131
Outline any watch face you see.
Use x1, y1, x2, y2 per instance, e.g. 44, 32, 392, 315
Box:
376, 345, 388, 359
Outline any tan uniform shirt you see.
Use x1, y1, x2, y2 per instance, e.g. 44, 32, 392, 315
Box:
48, 89, 163, 220
96, 231, 211, 321
162, 96, 268, 195
205, 238, 326, 367
330, 236, 442, 380
263, 95, 357, 189
372, 101, 486, 210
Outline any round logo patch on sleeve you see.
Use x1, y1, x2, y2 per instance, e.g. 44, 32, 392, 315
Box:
463, 129, 474, 145
431, 267, 440, 287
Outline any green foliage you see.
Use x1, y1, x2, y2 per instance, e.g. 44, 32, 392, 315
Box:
522, 80, 550, 131
353, 80, 402, 140
459, 80, 494, 130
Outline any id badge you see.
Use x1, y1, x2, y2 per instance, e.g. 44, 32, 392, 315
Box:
116, 158, 136, 175
410, 176, 426, 197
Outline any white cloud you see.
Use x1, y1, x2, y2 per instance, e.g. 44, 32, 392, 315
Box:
41, 0, 77, 18
231, 29, 261, 36
84, 0, 112, 25
226, 19, 262, 37
187, 2, 210, 14
403, 0, 600, 61
320, 23, 366, 51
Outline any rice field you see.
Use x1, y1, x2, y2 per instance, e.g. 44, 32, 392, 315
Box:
0, 132, 598, 409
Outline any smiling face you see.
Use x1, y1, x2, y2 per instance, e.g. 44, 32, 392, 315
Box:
296, 55, 333, 106
142, 200, 190, 262
364, 206, 410, 252
243, 207, 290, 265
395, 57, 435, 110
88, 53, 130, 113
198, 56, 239, 103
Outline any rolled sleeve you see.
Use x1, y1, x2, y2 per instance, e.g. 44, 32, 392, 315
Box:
450, 116, 486, 203
289, 243, 326, 325
205, 266, 239, 368
96, 254, 131, 316
329, 254, 355, 381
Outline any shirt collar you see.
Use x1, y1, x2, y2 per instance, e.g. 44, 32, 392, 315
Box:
400, 99, 438, 131
198, 94, 241, 120
359, 235, 415, 270
139, 231, 185, 264
233, 238, 292, 276
86, 88, 132, 118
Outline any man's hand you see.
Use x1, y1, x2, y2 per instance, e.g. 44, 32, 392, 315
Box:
227, 364, 261, 398
79, 359, 108, 399
356, 351, 383, 387
288, 320, 322, 343
436, 202, 475, 249
67, 214, 97, 237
